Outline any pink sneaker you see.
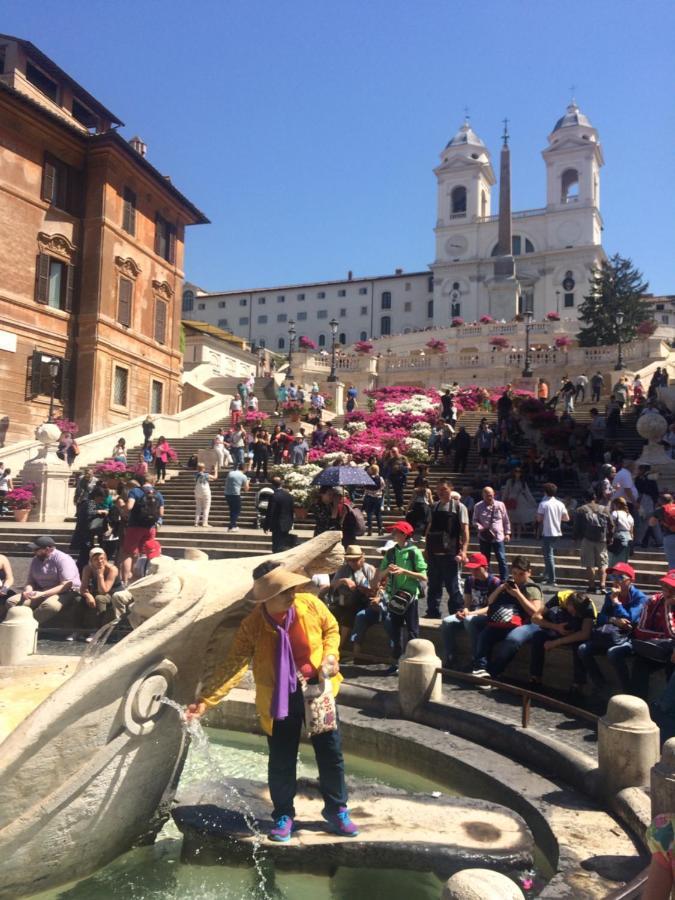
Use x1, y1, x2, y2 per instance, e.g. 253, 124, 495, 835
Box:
322, 807, 360, 837
268, 815, 294, 842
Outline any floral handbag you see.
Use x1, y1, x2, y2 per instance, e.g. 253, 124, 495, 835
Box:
297, 671, 337, 738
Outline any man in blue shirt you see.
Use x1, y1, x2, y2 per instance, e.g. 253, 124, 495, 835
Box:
440, 552, 500, 670
224, 464, 250, 532
576, 562, 648, 690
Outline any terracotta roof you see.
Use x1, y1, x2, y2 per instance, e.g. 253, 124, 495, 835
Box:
182, 320, 250, 348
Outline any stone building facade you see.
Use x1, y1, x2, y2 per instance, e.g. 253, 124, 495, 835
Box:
0, 35, 208, 443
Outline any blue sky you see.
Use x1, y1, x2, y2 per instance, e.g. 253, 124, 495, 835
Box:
5, 0, 674, 293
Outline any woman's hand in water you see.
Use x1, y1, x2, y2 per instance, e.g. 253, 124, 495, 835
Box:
185, 701, 207, 721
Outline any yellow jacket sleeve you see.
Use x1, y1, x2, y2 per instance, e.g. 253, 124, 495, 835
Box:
200, 615, 258, 708
319, 599, 341, 659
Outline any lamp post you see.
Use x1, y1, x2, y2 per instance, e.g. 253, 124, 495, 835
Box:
285, 320, 296, 381
556, 290, 561, 317
522, 310, 533, 378
327, 318, 339, 382
615, 310, 625, 371
47, 357, 60, 423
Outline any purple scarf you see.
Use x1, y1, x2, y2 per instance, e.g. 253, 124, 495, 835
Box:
262, 604, 298, 720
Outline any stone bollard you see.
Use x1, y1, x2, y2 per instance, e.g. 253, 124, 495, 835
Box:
184, 548, 209, 561
598, 695, 660, 794
0, 606, 38, 665
398, 638, 442, 717
651, 738, 675, 818
442, 868, 524, 900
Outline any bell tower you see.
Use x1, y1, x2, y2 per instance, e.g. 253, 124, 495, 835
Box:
543, 100, 603, 212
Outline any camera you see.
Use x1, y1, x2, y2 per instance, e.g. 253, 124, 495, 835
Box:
506, 578, 516, 588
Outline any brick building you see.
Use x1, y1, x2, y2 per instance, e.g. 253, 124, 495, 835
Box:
0, 35, 208, 444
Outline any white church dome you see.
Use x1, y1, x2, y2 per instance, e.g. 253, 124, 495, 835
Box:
552, 101, 592, 132
446, 120, 486, 149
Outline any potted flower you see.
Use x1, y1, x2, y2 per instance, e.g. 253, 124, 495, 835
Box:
451, 317, 464, 327
298, 335, 318, 350
425, 338, 447, 353
637, 320, 657, 337
554, 335, 572, 349
94, 459, 133, 489
54, 418, 79, 435
354, 340, 374, 354
489, 335, 510, 350
243, 410, 268, 425
282, 399, 304, 422
546, 311, 560, 321
6, 483, 38, 522
479, 314, 494, 324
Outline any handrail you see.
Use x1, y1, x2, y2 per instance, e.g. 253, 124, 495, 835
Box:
604, 867, 650, 899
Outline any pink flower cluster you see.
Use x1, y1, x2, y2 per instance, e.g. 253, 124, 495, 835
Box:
489, 336, 510, 349
546, 311, 560, 321
425, 338, 447, 352
479, 315, 494, 324
451, 317, 464, 327
6, 483, 38, 510
298, 335, 318, 350
243, 410, 267, 423
354, 340, 374, 354
554, 336, 572, 348
54, 418, 79, 435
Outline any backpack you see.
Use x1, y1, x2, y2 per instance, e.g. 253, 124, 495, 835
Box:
346, 504, 366, 536
584, 504, 610, 543
662, 503, 675, 534
136, 491, 161, 528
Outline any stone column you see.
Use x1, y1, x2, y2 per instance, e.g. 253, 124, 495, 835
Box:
398, 638, 442, 717
651, 738, 675, 818
442, 869, 524, 900
21, 423, 75, 523
0, 606, 38, 665
323, 381, 344, 416
598, 695, 660, 795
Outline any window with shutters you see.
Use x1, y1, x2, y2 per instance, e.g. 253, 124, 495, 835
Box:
154, 214, 176, 263
381, 292, 392, 310
297, 311, 307, 321
258, 315, 268, 324
112, 365, 129, 408
35, 254, 74, 311
117, 277, 133, 327
277, 313, 287, 323
359, 287, 368, 295
380, 315, 391, 335
122, 188, 136, 236
41, 154, 81, 215
150, 380, 164, 414
30, 352, 64, 398
427, 299, 434, 318
154, 299, 167, 344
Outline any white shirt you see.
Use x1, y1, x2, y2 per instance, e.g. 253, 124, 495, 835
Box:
537, 496, 568, 537
612, 468, 637, 503
575, 375, 589, 387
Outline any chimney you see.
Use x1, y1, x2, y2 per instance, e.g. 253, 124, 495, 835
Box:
129, 136, 147, 157
395, 268, 403, 275
347, 270, 353, 281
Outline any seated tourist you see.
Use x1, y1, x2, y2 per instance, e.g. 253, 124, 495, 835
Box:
70, 547, 121, 642
16, 535, 81, 625
441, 552, 500, 670
624, 571, 675, 698
329, 545, 376, 652
472, 556, 543, 680
575, 563, 648, 692
528, 590, 595, 694
643, 814, 675, 899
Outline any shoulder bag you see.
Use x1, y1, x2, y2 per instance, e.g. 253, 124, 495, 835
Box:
297, 671, 337, 737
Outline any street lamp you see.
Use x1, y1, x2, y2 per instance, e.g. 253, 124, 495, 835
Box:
522, 310, 534, 378
327, 318, 339, 382
47, 357, 60, 423
285, 320, 296, 381
615, 310, 625, 371
556, 290, 561, 317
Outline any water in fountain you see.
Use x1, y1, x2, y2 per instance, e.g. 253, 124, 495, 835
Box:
158, 697, 273, 899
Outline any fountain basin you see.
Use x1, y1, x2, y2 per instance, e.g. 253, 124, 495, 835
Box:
173, 777, 534, 878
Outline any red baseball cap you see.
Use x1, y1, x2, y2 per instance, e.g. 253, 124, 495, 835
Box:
661, 570, 675, 589
388, 520, 414, 537
464, 552, 488, 570
608, 562, 636, 580
142, 539, 162, 560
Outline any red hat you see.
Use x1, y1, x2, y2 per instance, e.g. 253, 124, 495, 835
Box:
608, 562, 636, 580
661, 570, 675, 589
464, 552, 488, 570
142, 539, 162, 560
388, 520, 414, 537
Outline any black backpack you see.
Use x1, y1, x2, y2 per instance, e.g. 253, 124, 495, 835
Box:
136, 492, 161, 528
583, 504, 609, 543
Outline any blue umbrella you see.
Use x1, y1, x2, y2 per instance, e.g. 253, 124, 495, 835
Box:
312, 466, 376, 487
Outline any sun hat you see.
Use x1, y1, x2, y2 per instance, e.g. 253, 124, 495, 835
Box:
388, 520, 414, 537
26, 535, 55, 551
89, 547, 106, 558
344, 545, 364, 558
252, 568, 311, 603
607, 562, 636, 580
464, 552, 488, 570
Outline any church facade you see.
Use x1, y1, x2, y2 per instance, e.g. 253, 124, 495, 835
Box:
186, 102, 605, 351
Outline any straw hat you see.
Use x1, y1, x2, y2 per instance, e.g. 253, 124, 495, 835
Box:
252, 567, 311, 603
344, 545, 364, 559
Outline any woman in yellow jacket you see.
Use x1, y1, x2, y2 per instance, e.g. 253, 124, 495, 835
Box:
187, 566, 360, 843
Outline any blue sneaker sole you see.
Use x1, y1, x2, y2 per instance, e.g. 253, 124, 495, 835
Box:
268, 833, 292, 842
322, 817, 360, 837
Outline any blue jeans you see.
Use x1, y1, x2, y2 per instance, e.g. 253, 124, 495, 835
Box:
542, 535, 560, 584
226, 494, 242, 528
478, 539, 508, 581
576, 639, 632, 688
426, 554, 462, 617
476, 623, 541, 676
663, 534, 675, 569
230, 446, 245, 467
441, 613, 488, 667
351, 603, 385, 644
363, 495, 383, 533
530, 629, 585, 684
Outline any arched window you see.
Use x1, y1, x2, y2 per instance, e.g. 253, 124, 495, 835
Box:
561, 168, 579, 203
451, 302, 461, 318
339, 332, 346, 344
491, 236, 535, 256
451, 185, 467, 215
277, 337, 285, 350
380, 315, 391, 336
318, 333, 326, 347
359, 331, 368, 341
481, 190, 487, 218
381, 291, 392, 309
182, 290, 194, 313
259, 338, 266, 348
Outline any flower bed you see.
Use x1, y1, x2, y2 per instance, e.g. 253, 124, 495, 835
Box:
94, 460, 134, 482
243, 410, 268, 425
298, 336, 317, 350
425, 338, 447, 352
489, 336, 510, 349
269, 463, 321, 508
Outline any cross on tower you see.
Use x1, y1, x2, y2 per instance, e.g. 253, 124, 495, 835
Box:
569, 84, 577, 103
463, 105, 470, 122
502, 117, 509, 146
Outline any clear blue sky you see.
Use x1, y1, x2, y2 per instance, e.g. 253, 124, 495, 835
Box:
5, 0, 674, 294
